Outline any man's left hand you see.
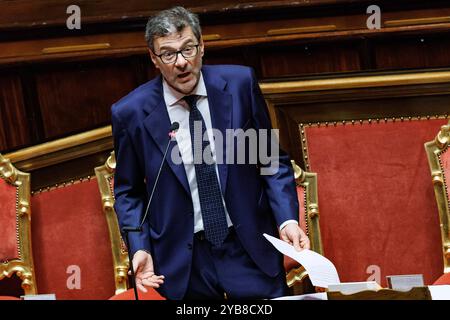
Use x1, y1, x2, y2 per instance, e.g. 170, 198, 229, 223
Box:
280, 223, 310, 251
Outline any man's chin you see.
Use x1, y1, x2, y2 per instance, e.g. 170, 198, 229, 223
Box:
173, 80, 197, 95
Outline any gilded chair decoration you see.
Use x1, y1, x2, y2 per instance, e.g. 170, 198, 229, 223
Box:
425, 122, 450, 273
95, 151, 129, 294
286, 160, 323, 291
0, 154, 37, 295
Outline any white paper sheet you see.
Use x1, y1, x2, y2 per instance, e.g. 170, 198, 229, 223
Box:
428, 285, 450, 300
263, 233, 340, 288
272, 292, 328, 300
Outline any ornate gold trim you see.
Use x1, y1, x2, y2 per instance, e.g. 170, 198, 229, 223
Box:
267, 25, 337, 36
425, 122, 450, 274
286, 160, 323, 291
202, 34, 221, 41
291, 160, 323, 255
94, 151, 129, 294
5, 126, 112, 171
286, 265, 309, 293
0, 154, 37, 295
260, 71, 450, 95
385, 17, 450, 27
31, 175, 94, 195
42, 43, 111, 54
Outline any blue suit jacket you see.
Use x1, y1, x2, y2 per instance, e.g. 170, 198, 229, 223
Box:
111, 65, 299, 299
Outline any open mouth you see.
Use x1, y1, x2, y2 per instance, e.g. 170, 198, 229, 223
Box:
178, 72, 191, 79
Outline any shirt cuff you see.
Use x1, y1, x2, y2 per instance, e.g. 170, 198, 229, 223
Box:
133, 249, 151, 260
279, 220, 298, 231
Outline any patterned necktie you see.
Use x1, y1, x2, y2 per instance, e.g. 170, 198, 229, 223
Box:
185, 95, 229, 247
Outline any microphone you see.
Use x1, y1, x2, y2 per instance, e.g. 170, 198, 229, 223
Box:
121, 121, 179, 300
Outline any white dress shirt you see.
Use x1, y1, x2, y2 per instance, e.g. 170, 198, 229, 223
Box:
163, 74, 233, 233
163, 73, 296, 233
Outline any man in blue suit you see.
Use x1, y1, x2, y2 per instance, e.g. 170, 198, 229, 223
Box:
112, 6, 310, 300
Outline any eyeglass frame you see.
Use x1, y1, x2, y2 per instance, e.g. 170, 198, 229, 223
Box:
151, 44, 201, 64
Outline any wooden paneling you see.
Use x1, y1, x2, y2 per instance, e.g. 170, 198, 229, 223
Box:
34, 58, 152, 140
0, 0, 377, 30
1, 1, 450, 153
203, 46, 259, 73
0, 74, 31, 151
375, 34, 450, 70
29, 150, 111, 192
260, 41, 362, 78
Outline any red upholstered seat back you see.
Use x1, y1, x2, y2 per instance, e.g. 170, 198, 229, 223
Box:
0, 178, 20, 262
304, 119, 446, 286
31, 178, 116, 299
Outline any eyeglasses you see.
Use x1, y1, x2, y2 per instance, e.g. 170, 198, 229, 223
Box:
153, 44, 200, 64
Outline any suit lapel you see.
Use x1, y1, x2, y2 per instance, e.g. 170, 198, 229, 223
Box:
203, 68, 232, 196
142, 80, 191, 196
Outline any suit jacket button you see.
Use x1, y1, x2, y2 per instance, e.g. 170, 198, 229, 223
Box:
187, 243, 193, 250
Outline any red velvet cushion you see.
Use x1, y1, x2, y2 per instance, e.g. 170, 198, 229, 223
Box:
305, 119, 446, 286
0, 178, 19, 261
433, 273, 450, 285
0, 296, 21, 300
284, 186, 307, 272
31, 179, 116, 299
109, 288, 165, 300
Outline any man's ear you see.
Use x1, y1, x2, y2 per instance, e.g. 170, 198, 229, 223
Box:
148, 49, 159, 69
199, 38, 205, 57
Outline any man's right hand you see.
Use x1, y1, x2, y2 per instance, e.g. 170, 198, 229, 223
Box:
130, 250, 165, 293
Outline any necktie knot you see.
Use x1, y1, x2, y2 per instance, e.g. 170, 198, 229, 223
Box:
184, 95, 198, 110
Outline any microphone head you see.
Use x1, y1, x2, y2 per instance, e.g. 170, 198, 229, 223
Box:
170, 122, 180, 132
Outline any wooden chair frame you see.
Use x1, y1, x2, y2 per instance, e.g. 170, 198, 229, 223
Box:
0, 154, 37, 295
425, 122, 450, 274
95, 152, 129, 294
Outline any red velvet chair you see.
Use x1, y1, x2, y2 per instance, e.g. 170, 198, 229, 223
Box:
284, 161, 323, 294
300, 118, 447, 287
425, 122, 450, 283
0, 154, 37, 297
31, 176, 117, 299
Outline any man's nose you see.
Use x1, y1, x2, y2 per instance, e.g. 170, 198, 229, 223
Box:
175, 52, 188, 68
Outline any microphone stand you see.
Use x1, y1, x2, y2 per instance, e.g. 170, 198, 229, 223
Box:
121, 122, 179, 301
122, 227, 141, 300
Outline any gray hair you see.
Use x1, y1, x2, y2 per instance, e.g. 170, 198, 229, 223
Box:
145, 6, 201, 51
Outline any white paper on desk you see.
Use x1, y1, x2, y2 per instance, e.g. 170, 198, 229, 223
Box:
428, 285, 450, 300
263, 233, 340, 288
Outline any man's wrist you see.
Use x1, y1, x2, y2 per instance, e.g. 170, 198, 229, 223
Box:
133, 249, 151, 259
279, 220, 298, 231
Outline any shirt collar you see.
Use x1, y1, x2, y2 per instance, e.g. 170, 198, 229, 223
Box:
163, 72, 207, 107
